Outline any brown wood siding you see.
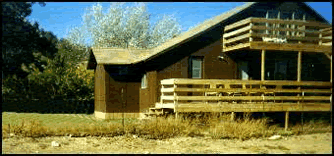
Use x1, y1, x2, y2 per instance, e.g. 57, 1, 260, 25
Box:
139, 71, 157, 112
192, 40, 237, 79
155, 39, 238, 105
94, 64, 141, 117
125, 81, 140, 112
94, 64, 107, 113
105, 75, 141, 114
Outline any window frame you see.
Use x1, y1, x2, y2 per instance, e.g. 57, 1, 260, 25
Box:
141, 74, 147, 89
189, 56, 204, 79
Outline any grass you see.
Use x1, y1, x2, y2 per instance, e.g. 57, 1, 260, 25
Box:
2, 112, 332, 140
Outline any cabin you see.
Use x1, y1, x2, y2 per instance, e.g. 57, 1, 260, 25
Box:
87, 2, 332, 127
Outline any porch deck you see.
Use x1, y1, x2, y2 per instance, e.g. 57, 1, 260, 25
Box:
222, 17, 332, 53
154, 78, 332, 113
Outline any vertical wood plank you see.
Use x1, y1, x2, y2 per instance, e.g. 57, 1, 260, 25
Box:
297, 51, 302, 82
277, 11, 280, 35
261, 50, 265, 81
302, 14, 306, 37
292, 12, 295, 36
249, 23, 253, 42
161, 83, 164, 104
285, 111, 289, 131
231, 112, 235, 121
266, 11, 269, 35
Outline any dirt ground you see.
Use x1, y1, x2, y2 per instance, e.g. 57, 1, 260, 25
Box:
2, 133, 332, 154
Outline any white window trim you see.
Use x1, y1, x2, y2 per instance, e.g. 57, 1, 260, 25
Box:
141, 74, 147, 89
191, 57, 203, 79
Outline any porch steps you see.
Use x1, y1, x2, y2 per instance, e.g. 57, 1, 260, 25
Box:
144, 103, 174, 117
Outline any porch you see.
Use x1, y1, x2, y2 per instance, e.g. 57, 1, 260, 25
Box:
154, 78, 332, 113
222, 17, 332, 53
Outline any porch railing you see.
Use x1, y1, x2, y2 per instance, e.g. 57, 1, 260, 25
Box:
158, 78, 332, 112
222, 17, 332, 52
319, 27, 332, 46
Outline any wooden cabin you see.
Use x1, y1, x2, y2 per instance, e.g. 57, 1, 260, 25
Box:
87, 2, 332, 122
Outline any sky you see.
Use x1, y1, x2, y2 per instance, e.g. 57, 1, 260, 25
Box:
26, 2, 332, 46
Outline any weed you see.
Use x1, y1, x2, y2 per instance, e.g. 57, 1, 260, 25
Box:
277, 145, 290, 151
304, 150, 316, 154
2, 112, 332, 141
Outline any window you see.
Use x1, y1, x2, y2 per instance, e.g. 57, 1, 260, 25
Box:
141, 74, 147, 89
189, 57, 203, 79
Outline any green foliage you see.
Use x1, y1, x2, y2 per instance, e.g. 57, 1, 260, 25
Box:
3, 38, 94, 113
2, 2, 58, 79
67, 2, 182, 49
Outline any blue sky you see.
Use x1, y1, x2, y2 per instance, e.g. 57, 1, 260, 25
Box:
26, 2, 332, 46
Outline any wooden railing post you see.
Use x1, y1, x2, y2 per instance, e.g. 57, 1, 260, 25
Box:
249, 23, 253, 42
302, 14, 306, 37
231, 112, 235, 121
277, 11, 280, 35
161, 83, 164, 106
266, 11, 269, 35
292, 12, 295, 36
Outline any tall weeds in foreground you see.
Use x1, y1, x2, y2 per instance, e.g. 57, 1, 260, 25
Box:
2, 114, 332, 140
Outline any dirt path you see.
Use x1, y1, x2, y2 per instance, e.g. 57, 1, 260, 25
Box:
2, 133, 332, 154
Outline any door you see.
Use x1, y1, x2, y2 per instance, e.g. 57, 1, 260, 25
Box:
239, 61, 249, 80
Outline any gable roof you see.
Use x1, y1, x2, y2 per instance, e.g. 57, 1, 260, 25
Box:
88, 2, 331, 68
88, 2, 256, 67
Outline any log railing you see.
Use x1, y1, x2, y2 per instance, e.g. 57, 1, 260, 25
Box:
158, 78, 332, 112
222, 17, 332, 52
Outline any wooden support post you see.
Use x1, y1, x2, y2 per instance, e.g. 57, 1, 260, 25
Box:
285, 111, 289, 131
297, 51, 302, 106
231, 112, 235, 121
261, 50, 266, 81
297, 51, 302, 82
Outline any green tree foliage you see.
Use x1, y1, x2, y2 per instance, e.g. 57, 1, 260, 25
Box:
2, 2, 94, 113
3, 39, 94, 113
67, 2, 182, 50
2, 2, 58, 79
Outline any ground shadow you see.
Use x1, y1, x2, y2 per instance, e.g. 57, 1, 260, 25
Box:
2, 99, 94, 114
243, 112, 332, 127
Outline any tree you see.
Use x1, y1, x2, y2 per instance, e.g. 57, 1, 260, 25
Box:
1, 2, 58, 79
66, 2, 182, 50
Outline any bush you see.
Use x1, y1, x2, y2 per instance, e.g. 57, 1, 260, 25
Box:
2, 47, 94, 113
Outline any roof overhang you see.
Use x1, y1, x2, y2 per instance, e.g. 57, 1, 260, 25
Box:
87, 2, 330, 69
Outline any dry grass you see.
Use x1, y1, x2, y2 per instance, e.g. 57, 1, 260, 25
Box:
2, 112, 332, 140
